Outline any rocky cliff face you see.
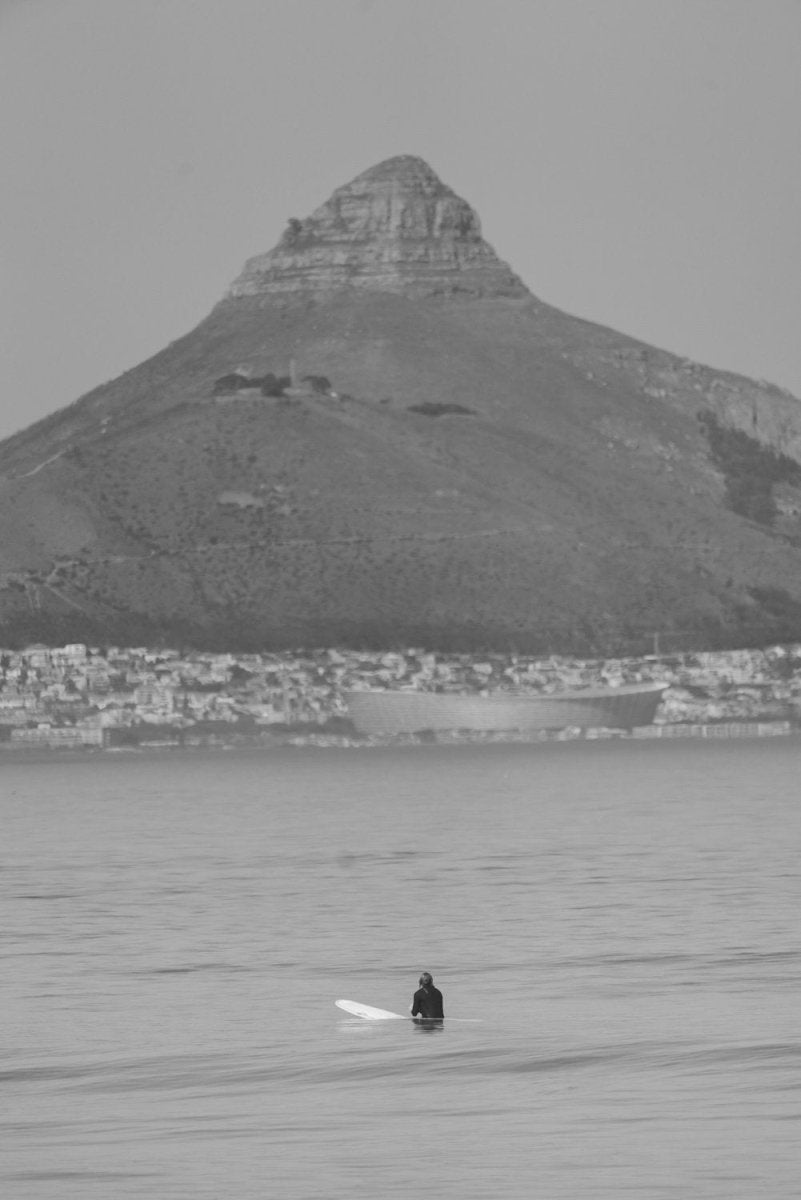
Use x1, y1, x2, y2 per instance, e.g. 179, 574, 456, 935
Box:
227, 155, 528, 299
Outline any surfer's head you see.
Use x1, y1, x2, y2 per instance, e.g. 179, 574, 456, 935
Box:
419, 972, 433, 989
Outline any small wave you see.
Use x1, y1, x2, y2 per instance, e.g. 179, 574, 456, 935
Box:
145, 962, 252, 975
562, 952, 697, 968
0, 1053, 231, 1091
2, 1170, 158, 1182
15, 893, 75, 900
711, 949, 801, 967
697, 1041, 801, 1063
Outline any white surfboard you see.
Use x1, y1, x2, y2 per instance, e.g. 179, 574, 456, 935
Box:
335, 999, 406, 1020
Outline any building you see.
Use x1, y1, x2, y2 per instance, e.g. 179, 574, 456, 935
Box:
345, 682, 667, 736
10, 724, 105, 748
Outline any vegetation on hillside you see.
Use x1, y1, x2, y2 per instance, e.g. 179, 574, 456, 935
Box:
213, 371, 333, 398
698, 410, 801, 526
407, 402, 474, 417
744, 586, 801, 643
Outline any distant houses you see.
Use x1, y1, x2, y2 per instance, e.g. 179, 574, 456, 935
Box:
0, 639, 799, 749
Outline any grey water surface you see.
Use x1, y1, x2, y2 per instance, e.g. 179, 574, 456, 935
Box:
2, 738, 800, 1198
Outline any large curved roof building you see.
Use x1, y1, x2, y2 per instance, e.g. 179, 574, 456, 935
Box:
346, 682, 667, 736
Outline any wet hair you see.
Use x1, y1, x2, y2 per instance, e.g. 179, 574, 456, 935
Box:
419, 972, 433, 987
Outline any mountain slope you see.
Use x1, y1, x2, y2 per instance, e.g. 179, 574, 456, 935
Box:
2, 156, 801, 652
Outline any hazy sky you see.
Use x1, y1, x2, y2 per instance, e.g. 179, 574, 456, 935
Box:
2, 0, 800, 442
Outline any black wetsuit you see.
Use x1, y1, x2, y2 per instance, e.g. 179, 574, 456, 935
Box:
410, 985, 444, 1019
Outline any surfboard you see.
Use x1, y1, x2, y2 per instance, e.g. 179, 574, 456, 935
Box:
335, 999, 407, 1020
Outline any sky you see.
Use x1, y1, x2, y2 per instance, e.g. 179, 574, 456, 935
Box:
2, 0, 800, 442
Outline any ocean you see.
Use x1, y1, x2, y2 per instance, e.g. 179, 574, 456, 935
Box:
2, 738, 800, 1198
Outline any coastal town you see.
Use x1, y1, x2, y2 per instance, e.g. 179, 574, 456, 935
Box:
0, 640, 800, 751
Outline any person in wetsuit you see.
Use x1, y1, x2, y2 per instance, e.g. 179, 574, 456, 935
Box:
409, 972, 444, 1019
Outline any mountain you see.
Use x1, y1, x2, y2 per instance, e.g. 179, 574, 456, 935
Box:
2, 154, 801, 653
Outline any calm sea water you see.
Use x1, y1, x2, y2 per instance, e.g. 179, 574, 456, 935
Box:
2, 738, 800, 1199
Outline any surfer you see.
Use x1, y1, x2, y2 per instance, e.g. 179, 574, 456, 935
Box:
409, 972, 444, 1020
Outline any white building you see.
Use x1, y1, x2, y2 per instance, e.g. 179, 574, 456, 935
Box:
133, 682, 174, 712
51, 644, 88, 666
11, 723, 104, 747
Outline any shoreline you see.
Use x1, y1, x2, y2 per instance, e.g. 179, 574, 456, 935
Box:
0, 717, 796, 762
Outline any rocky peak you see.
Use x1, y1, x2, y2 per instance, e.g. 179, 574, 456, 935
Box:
227, 155, 528, 299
